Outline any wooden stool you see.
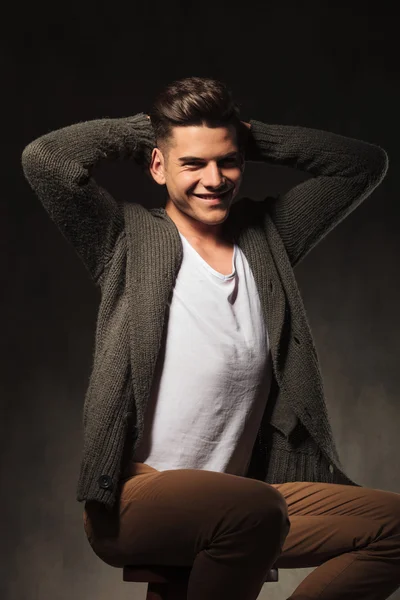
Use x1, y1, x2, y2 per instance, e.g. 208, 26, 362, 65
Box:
123, 564, 279, 600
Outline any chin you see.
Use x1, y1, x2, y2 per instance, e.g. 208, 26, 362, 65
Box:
196, 209, 230, 225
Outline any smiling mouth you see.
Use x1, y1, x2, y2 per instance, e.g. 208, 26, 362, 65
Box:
194, 190, 231, 199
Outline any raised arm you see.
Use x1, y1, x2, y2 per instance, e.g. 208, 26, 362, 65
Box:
21, 112, 156, 283
244, 120, 389, 266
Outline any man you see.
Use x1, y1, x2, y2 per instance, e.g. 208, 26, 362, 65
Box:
22, 76, 399, 600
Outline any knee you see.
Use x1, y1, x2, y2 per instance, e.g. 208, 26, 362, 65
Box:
245, 482, 290, 532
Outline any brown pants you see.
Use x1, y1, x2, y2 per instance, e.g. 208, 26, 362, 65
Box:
83, 462, 400, 600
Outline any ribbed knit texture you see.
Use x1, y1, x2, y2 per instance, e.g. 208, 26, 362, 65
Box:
21, 113, 388, 509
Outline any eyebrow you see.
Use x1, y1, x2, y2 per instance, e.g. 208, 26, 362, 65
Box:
178, 151, 239, 163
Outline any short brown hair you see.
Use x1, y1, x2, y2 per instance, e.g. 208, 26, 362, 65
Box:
148, 76, 245, 162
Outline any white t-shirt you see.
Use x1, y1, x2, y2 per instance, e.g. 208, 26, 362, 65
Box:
133, 231, 272, 476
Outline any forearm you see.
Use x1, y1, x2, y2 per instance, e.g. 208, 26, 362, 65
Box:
244, 119, 388, 267
245, 119, 388, 183
21, 112, 156, 283
22, 112, 155, 191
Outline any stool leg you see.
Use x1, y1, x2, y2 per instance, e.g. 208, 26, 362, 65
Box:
147, 582, 188, 600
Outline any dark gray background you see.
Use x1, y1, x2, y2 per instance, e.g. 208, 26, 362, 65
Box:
2, 3, 398, 599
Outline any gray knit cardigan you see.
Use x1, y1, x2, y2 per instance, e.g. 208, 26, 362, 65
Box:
21, 112, 388, 509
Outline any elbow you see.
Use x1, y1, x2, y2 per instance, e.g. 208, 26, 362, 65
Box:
371, 145, 389, 185
21, 138, 44, 180
21, 137, 58, 186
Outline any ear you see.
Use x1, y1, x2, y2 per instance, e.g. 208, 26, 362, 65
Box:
149, 147, 167, 185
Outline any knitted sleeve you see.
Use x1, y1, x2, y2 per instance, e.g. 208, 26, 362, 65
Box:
246, 120, 389, 266
21, 112, 156, 282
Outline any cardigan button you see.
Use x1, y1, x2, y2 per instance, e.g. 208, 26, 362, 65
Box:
98, 475, 113, 490
329, 464, 334, 474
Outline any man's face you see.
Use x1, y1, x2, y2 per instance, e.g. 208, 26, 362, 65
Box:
149, 124, 245, 230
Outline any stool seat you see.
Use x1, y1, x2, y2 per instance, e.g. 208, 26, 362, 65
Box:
123, 564, 279, 599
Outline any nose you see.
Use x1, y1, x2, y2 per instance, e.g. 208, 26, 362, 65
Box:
202, 162, 226, 190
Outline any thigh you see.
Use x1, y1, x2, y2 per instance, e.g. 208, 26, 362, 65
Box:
271, 481, 400, 569
84, 463, 288, 568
